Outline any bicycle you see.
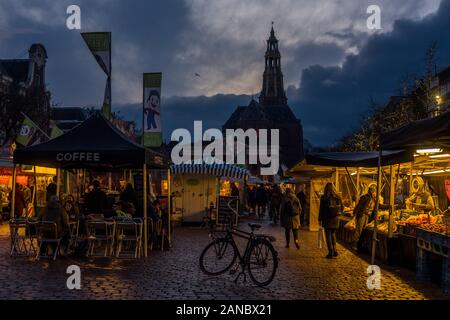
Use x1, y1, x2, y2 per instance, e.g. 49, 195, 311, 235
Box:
199, 202, 278, 286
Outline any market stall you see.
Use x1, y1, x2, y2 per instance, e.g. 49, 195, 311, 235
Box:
289, 150, 412, 235
170, 161, 248, 223
13, 112, 170, 256
379, 110, 450, 293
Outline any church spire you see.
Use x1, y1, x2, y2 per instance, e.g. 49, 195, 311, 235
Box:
259, 22, 287, 106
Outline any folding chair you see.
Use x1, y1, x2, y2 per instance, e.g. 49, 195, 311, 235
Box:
67, 220, 79, 254
26, 219, 39, 257
9, 218, 29, 256
86, 219, 115, 257
115, 218, 143, 258
36, 221, 62, 261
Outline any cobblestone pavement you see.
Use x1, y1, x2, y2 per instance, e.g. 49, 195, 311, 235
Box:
0, 218, 448, 300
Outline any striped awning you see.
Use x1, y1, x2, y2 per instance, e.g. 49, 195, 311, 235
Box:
170, 162, 248, 180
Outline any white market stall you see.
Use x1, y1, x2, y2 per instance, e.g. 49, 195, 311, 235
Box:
170, 162, 248, 223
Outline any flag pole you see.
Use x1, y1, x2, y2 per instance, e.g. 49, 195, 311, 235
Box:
109, 32, 112, 120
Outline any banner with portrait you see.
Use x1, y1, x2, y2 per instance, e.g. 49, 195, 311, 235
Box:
143, 72, 162, 147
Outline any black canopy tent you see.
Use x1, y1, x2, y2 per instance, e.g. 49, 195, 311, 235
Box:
380, 110, 450, 151
14, 112, 168, 169
12, 112, 170, 257
305, 150, 413, 168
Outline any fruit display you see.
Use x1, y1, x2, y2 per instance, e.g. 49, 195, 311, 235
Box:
397, 213, 434, 226
420, 223, 446, 234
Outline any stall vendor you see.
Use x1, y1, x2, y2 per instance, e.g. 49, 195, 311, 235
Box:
405, 178, 435, 212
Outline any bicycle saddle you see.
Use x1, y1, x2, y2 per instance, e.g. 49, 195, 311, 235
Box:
248, 223, 262, 230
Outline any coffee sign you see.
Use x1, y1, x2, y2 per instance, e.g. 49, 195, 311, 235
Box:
56, 152, 100, 162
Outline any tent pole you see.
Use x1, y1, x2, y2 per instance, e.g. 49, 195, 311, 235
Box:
167, 168, 171, 244
335, 168, 340, 193
356, 169, 360, 203
143, 163, 148, 258
10, 164, 17, 218
409, 162, 414, 194
371, 148, 382, 265
32, 166, 37, 217
388, 165, 395, 238
56, 168, 61, 199
66, 170, 70, 195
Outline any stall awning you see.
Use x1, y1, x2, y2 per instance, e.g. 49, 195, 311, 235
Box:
380, 110, 450, 150
14, 112, 169, 169
304, 150, 413, 168
171, 162, 249, 180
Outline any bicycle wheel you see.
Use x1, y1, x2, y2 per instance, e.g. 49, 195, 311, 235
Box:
199, 238, 237, 276
247, 238, 278, 286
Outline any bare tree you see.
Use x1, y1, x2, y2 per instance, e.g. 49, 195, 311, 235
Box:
0, 84, 50, 147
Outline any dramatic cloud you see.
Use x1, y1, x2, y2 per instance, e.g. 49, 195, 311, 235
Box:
0, 0, 447, 147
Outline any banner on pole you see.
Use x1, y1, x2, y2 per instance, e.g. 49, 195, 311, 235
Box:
81, 32, 111, 119
49, 120, 64, 139
143, 72, 162, 147
16, 115, 39, 146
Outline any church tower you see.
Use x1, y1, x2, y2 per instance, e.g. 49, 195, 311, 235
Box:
259, 23, 287, 106
223, 23, 304, 174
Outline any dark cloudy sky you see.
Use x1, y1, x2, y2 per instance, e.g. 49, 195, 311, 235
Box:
1, 0, 449, 147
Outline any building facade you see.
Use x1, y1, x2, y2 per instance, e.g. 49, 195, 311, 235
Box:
223, 26, 304, 175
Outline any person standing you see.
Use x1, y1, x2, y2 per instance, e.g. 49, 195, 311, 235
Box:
12, 184, 27, 218
280, 188, 302, 249
353, 185, 377, 252
296, 184, 308, 227
46, 176, 58, 201
270, 184, 283, 224
85, 180, 107, 214
231, 183, 240, 198
255, 184, 267, 219
319, 183, 343, 259
247, 186, 256, 214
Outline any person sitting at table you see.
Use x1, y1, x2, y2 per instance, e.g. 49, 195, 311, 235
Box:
63, 199, 79, 222
38, 195, 70, 255
122, 201, 136, 217
85, 180, 107, 214
112, 201, 132, 219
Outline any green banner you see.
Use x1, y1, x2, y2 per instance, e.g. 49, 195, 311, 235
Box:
49, 120, 64, 139
81, 32, 111, 119
16, 115, 39, 146
143, 73, 162, 147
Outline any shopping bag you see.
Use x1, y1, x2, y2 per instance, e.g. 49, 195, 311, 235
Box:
344, 216, 356, 231
318, 227, 326, 249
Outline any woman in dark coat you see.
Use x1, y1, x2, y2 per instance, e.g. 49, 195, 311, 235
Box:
280, 188, 302, 249
319, 183, 343, 259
